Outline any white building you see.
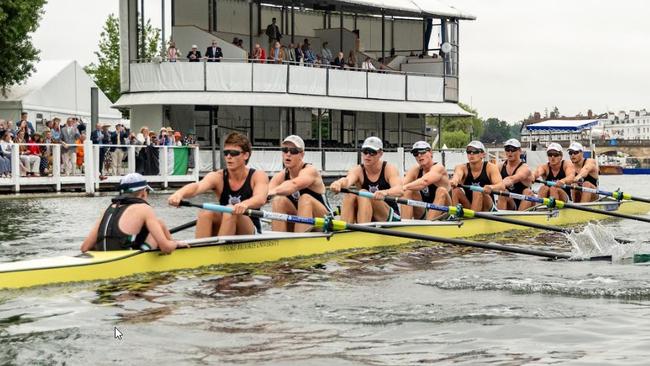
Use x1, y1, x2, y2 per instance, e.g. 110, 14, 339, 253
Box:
601, 109, 650, 140
113, 0, 473, 154
0, 60, 122, 130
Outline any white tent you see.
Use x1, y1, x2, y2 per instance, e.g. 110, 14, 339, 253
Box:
0, 60, 122, 130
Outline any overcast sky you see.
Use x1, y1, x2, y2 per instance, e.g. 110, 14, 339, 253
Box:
32, 0, 650, 123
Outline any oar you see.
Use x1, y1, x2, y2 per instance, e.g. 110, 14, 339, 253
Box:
340, 187, 574, 235
469, 184, 650, 224
178, 200, 607, 261
538, 179, 650, 204
170, 219, 197, 234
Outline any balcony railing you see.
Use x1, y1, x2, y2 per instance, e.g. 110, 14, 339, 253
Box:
128, 58, 450, 103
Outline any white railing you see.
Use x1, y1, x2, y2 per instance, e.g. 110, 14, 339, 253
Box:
129, 59, 445, 103
0, 141, 200, 193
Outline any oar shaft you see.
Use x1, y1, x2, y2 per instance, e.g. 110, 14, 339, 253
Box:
539, 180, 650, 204
562, 201, 650, 223
170, 220, 197, 234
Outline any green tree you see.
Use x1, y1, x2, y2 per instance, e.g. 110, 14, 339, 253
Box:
0, 0, 47, 96
441, 130, 469, 148
427, 102, 484, 148
480, 117, 511, 144
84, 14, 160, 103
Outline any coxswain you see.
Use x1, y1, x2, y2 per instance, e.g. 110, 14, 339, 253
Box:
534, 142, 575, 201
400, 141, 451, 219
329, 136, 403, 223
450, 140, 504, 211
567, 142, 599, 202
268, 135, 335, 232
497, 138, 535, 210
81, 173, 183, 253
168, 132, 269, 238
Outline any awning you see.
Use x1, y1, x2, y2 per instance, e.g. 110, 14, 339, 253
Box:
113, 92, 471, 116
525, 119, 599, 132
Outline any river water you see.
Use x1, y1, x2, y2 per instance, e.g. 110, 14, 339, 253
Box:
1, 176, 650, 365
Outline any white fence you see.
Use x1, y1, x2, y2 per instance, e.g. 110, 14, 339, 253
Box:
0, 141, 200, 193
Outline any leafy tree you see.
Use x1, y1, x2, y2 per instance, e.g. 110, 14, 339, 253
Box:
84, 14, 160, 103
480, 117, 511, 144
427, 102, 484, 148
441, 130, 469, 148
0, 0, 47, 96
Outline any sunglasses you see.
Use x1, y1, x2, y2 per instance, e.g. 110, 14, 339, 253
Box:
568, 150, 581, 155
223, 149, 243, 157
504, 147, 519, 153
411, 148, 431, 157
281, 147, 302, 155
466, 149, 482, 155
547, 152, 562, 157
361, 148, 378, 156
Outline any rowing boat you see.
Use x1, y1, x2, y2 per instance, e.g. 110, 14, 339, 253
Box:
1, 199, 648, 290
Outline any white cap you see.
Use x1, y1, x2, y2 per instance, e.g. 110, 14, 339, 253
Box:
191, 44, 198, 48
282, 135, 305, 150
119, 173, 153, 193
362, 136, 383, 151
503, 138, 521, 148
546, 142, 563, 152
568, 142, 584, 152
466, 140, 485, 151
411, 141, 431, 150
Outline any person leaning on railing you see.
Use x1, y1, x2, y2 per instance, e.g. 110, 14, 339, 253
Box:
0, 131, 11, 177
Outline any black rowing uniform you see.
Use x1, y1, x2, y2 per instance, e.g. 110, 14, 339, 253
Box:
361, 161, 400, 221
284, 163, 335, 214
219, 168, 262, 233
500, 162, 529, 209
576, 159, 599, 187
546, 160, 572, 198
417, 164, 441, 203
462, 162, 493, 204
95, 196, 151, 251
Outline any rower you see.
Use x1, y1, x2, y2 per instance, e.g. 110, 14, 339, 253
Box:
329, 136, 403, 223
497, 138, 535, 210
567, 142, 599, 202
268, 135, 335, 232
81, 173, 183, 253
401, 141, 451, 219
450, 140, 503, 212
534, 142, 575, 201
168, 132, 269, 238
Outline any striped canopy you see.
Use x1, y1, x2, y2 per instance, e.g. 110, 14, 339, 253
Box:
525, 119, 599, 132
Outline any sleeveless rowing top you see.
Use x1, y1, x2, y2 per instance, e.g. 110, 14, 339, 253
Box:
361, 161, 399, 214
284, 163, 334, 214
500, 162, 528, 195
546, 160, 572, 197
462, 162, 492, 204
95, 196, 150, 251
576, 158, 599, 187
219, 168, 262, 233
417, 164, 440, 203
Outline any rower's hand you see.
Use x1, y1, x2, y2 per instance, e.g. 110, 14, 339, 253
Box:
330, 180, 342, 193
502, 177, 513, 188
373, 190, 387, 200
175, 241, 190, 249
232, 202, 248, 215
450, 180, 459, 188
483, 185, 493, 194
168, 192, 183, 207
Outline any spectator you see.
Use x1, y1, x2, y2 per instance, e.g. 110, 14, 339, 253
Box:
236, 39, 244, 49
205, 40, 223, 62
43, 129, 55, 174
173, 131, 183, 146
76, 118, 87, 135
293, 43, 303, 65
6, 120, 16, 135
313, 55, 323, 67
0, 131, 11, 177
50, 117, 62, 141
16, 129, 40, 177
265, 17, 282, 54
32, 133, 50, 175
302, 39, 315, 64
361, 56, 376, 71
286, 43, 296, 63
252, 43, 266, 63
331, 51, 345, 69
187, 45, 201, 62
111, 124, 128, 176
60, 117, 80, 176
167, 40, 179, 62
16, 112, 35, 138
321, 42, 333, 64
139, 126, 152, 145
347, 50, 357, 68
0, 119, 6, 137
271, 41, 284, 64
183, 131, 197, 146
76, 132, 86, 173
232, 37, 239, 45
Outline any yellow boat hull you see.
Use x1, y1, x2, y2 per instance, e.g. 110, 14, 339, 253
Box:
1, 200, 648, 289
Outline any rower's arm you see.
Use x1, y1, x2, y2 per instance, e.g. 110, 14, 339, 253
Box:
240, 170, 270, 209
143, 208, 177, 254
401, 167, 419, 191
267, 171, 285, 196
575, 159, 597, 181
80, 218, 101, 252
485, 164, 506, 191
559, 163, 576, 185
533, 164, 546, 181
272, 166, 317, 196
168, 171, 219, 205
383, 164, 403, 197
510, 163, 533, 185
449, 164, 465, 187
330, 166, 360, 192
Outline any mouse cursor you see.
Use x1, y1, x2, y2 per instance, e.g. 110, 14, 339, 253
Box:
114, 327, 123, 340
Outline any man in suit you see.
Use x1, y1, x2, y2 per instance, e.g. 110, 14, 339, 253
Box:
187, 45, 201, 62
90, 122, 109, 177
205, 40, 223, 62
265, 18, 282, 54
60, 117, 80, 176
286, 43, 296, 63
111, 124, 129, 176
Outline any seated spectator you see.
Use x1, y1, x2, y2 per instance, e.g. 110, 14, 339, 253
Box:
6, 120, 16, 135
252, 43, 266, 63
321, 42, 333, 64
313, 55, 323, 67
331, 51, 345, 69
167, 40, 179, 62
187, 45, 201, 62
347, 50, 357, 68
32, 133, 50, 175
205, 40, 223, 62
16, 129, 40, 177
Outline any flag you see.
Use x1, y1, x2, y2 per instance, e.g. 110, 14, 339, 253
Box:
172, 147, 189, 175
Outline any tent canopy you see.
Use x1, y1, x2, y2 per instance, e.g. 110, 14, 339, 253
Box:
525, 119, 599, 132
0, 60, 122, 121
